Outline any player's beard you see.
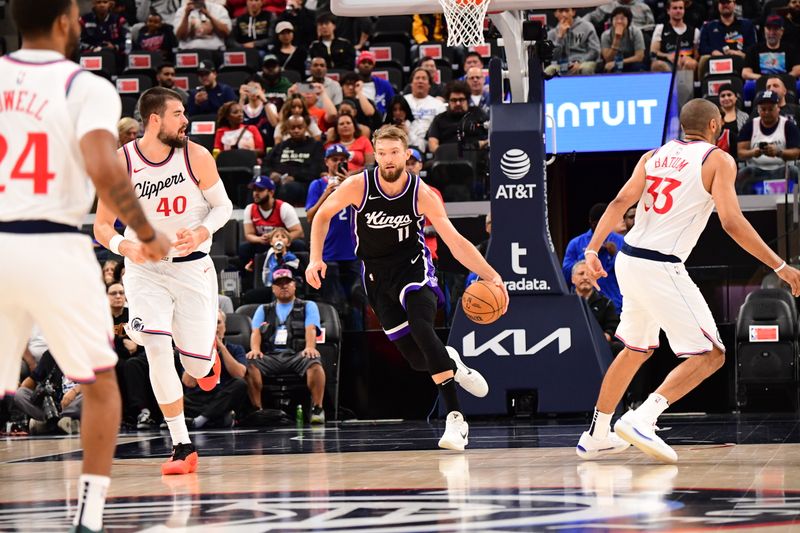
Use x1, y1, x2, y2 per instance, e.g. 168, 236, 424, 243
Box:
158, 126, 188, 149
379, 164, 405, 183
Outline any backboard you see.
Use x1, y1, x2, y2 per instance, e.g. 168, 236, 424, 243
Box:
331, 0, 606, 16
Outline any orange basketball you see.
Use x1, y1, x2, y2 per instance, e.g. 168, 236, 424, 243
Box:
462, 280, 505, 324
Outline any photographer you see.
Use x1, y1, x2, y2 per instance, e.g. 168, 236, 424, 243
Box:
262, 227, 300, 287
15, 348, 83, 435
427, 81, 489, 154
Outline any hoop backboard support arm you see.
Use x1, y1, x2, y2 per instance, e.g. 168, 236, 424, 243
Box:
331, 0, 607, 16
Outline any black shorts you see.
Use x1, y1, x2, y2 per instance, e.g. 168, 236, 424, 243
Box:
249, 350, 320, 377
362, 257, 443, 340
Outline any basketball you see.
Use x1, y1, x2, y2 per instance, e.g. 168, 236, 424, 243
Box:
462, 280, 505, 324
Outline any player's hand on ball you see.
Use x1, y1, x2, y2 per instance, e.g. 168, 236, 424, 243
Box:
585, 253, 607, 290
777, 264, 800, 297
305, 260, 327, 289
489, 275, 509, 314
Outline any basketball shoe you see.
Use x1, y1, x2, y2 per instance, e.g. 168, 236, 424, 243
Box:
438, 411, 469, 451
576, 430, 630, 460
614, 410, 678, 464
161, 443, 199, 475
196, 350, 221, 392
446, 346, 489, 397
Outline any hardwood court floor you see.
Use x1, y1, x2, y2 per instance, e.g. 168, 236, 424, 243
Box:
1, 414, 800, 531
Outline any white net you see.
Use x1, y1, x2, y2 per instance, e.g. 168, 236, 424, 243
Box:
438, 0, 491, 47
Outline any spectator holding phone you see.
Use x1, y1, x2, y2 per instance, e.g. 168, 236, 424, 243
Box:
240, 77, 280, 148
274, 93, 323, 144
174, 0, 232, 50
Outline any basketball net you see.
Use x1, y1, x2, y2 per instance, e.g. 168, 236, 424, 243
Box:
438, 0, 491, 47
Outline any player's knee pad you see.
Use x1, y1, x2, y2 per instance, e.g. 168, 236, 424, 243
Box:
142, 335, 183, 405
393, 335, 428, 372
179, 348, 215, 380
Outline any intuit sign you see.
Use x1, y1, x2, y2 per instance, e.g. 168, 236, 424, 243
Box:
544, 73, 672, 153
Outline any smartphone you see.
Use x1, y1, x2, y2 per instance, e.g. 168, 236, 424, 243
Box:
337, 161, 348, 175
759, 142, 769, 149
297, 82, 314, 94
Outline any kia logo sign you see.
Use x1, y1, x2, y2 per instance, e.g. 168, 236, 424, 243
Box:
500, 149, 531, 180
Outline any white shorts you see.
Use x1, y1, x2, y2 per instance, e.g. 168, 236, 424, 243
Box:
615, 252, 725, 356
123, 254, 218, 361
0, 233, 117, 397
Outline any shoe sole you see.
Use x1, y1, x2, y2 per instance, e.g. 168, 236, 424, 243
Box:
438, 437, 467, 451
575, 443, 629, 460
447, 347, 489, 398
197, 352, 222, 392
615, 419, 677, 464
161, 451, 199, 475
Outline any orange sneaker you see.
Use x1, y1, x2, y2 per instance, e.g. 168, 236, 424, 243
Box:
161, 443, 199, 475
196, 350, 221, 392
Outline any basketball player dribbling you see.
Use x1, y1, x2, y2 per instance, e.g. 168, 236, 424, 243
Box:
0, 1, 171, 530
576, 98, 800, 464
94, 88, 233, 475
306, 125, 508, 450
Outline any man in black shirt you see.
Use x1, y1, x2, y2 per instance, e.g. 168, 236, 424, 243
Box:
268, 115, 324, 205
427, 81, 489, 154
274, 0, 316, 49
229, 0, 272, 50
743, 15, 800, 80
308, 12, 356, 70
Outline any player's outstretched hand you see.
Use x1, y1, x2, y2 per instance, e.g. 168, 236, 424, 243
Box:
489, 274, 510, 314
585, 253, 607, 291
305, 259, 327, 289
777, 264, 800, 297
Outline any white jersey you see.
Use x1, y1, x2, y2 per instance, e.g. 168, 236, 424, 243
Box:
0, 50, 120, 226
121, 140, 211, 256
625, 139, 718, 262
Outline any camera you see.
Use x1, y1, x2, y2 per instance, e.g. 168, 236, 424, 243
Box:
759, 142, 769, 150
32, 379, 60, 422
337, 161, 348, 175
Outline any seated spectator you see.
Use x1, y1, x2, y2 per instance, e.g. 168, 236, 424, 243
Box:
404, 68, 447, 152
268, 115, 325, 204
716, 83, 749, 160
187, 61, 237, 116
174, 0, 232, 50
117, 117, 139, 147
108, 282, 141, 362
325, 114, 374, 172
305, 145, 361, 316
384, 95, 419, 147
562, 202, 624, 311
697, 0, 756, 79
275, 0, 317, 49
743, 16, 800, 80
80, 0, 128, 55
784, 0, 800, 44
262, 227, 301, 286
658, 0, 709, 29
546, 7, 601, 76
16, 348, 82, 435
355, 50, 395, 116
101, 259, 119, 285
617, 205, 636, 236
465, 67, 490, 114
335, 15, 372, 51
137, 0, 182, 22
274, 94, 323, 143
307, 56, 344, 107
299, 84, 337, 132
736, 90, 800, 193
229, 0, 284, 17
571, 260, 623, 355
229, 0, 272, 50
155, 63, 189, 103
309, 13, 356, 70
412, 13, 447, 43
214, 101, 266, 156
182, 310, 249, 428
459, 52, 487, 83
403, 56, 444, 99
272, 21, 308, 76
406, 148, 444, 261
331, 99, 372, 138
134, 10, 178, 63
240, 175, 305, 268
600, 6, 646, 72
427, 81, 489, 154
240, 77, 279, 148
587, 0, 655, 31
753, 75, 800, 125
245, 269, 326, 424
259, 54, 293, 112
650, 0, 700, 74
339, 72, 380, 132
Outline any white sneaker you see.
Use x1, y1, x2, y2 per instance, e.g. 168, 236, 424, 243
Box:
576, 430, 630, 460
438, 411, 469, 451
614, 410, 678, 464
447, 346, 489, 398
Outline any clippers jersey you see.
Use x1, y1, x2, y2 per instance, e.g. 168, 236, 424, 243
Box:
0, 50, 121, 226
625, 140, 718, 262
354, 168, 428, 264
121, 140, 211, 256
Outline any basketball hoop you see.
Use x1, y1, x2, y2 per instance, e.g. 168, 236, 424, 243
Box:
438, 0, 491, 47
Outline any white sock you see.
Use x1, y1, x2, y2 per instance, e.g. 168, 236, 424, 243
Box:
72, 474, 110, 530
165, 413, 191, 445
635, 393, 670, 425
589, 408, 613, 439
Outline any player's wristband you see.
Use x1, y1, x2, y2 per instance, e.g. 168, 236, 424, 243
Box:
584, 249, 599, 257
774, 261, 787, 273
109, 234, 125, 255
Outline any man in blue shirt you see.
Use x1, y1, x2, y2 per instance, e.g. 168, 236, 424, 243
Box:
182, 310, 249, 428
245, 269, 327, 423
698, 0, 757, 79
187, 60, 237, 117
305, 144, 360, 327
562, 203, 625, 311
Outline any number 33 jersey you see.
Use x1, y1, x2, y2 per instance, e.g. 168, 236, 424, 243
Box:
625, 140, 718, 262
121, 139, 211, 256
0, 50, 121, 226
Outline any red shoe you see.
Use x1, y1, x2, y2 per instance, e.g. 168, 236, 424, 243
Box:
161, 443, 199, 475
197, 350, 221, 392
